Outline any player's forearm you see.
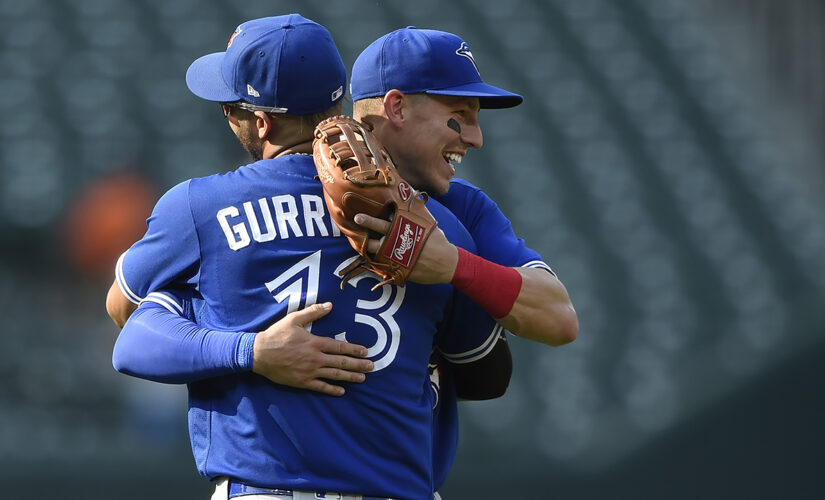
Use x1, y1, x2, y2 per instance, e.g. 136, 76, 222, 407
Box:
112, 303, 255, 384
106, 281, 138, 328
497, 267, 578, 346
450, 252, 578, 346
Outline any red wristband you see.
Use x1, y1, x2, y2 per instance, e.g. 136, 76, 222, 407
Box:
450, 247, 523, 319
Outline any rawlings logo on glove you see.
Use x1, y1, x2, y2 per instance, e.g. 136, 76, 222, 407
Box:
385, 216, 425, 266
312, 116, 438, 289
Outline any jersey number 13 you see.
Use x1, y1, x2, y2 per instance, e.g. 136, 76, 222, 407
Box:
264, 251, 405, 371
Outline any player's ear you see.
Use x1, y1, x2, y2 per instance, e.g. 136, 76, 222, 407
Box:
383, 90, 406, 128
254, 111, 276, 140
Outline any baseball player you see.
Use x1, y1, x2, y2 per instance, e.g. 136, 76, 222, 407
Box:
350, 26, 578, 348
108, 15, 509, 500
348, 27, 579, 490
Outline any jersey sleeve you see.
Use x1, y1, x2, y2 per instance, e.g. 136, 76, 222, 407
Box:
115, 180, 202, 304
437, 178, 554, 274
436, 289, 503, 364
428, 196, 504, 362
112, 287, 257, 384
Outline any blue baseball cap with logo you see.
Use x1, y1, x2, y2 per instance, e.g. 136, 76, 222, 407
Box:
185, 14, 347, 115
351, 27, 522, 109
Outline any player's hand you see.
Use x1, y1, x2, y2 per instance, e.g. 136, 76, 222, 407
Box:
354, 213, 459, 284
251, 302, 374, 396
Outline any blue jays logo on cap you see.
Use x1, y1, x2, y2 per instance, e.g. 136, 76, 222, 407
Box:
351, 27, 522, 109
455, 42, 479, 73
227, 27, 241, 48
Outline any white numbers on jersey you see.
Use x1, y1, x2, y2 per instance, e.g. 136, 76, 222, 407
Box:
264, 251, 321, 331
333, 256, 405, 371
265, 252, 404, 371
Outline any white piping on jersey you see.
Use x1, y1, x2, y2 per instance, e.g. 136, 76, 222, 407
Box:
116, 251, 143, 304
141, 291, 184, 315
522, 259, 555, 276
439, 323, 504, 364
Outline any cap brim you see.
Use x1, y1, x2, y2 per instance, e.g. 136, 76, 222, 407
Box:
185, 52, 242, 103
426, 82, 523, 109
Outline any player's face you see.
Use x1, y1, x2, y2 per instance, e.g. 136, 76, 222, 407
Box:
391, 94, 482, 196
226, 109, 264, 161
236, 120, 264, 161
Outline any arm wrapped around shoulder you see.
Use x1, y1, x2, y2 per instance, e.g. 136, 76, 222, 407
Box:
313, 115, 438, 289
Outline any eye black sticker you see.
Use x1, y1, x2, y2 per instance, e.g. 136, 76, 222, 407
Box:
447, 118, 461, 134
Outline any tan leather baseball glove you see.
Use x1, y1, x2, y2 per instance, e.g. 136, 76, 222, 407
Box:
312, 115, 438, 289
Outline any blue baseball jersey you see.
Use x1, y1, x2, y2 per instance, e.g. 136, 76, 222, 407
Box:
114, 154, 498, 498
429, 177, 553, 490
435, 178, 552, 275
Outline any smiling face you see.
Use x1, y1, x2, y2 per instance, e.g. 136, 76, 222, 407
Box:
383, 93, 483, 196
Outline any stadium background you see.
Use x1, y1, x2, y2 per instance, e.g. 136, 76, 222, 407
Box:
0, 0, 823, 498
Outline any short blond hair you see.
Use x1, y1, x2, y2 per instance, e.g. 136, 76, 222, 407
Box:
353, 93, 431, 121
353, 96, 383, 121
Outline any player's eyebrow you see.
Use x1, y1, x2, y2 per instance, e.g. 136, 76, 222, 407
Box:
453, 97, 480, 113
432, 94, 480, 112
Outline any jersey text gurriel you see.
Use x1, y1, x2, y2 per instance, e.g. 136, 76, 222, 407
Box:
216, 193, 342, 250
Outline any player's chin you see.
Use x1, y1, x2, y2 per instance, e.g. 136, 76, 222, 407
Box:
433, 165, 454, 195
418, 179, 449, 197
416, 164, 451, 196
430, 178, 451, 197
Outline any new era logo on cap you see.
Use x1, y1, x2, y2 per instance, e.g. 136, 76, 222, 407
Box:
351, 26, 522, 109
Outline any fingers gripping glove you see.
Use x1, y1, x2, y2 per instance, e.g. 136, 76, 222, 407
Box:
313, 115, 438, 289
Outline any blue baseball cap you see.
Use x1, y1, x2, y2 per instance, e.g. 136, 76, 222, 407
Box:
351, 27, 522, 109
185, 14, 346, 115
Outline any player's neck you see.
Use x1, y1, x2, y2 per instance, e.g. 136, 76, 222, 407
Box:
266, 140, 314, 159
